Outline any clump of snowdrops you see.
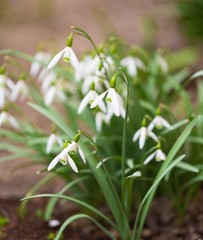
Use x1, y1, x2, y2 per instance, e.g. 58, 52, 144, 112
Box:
0, 26, 203, 240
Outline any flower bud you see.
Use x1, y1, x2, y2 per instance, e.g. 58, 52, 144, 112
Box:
0, 66, 5, 75
66, 34, 73, 47
110, 74, 117, 88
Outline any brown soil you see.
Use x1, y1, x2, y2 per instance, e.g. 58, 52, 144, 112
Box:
1, 193, 203, 240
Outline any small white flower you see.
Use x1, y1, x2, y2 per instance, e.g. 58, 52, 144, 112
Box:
0, 74, 15, 108
90, 88, 124, 117
144, 149, 166, 165
78, 89, 106, 114
0, 111, 19, 129
148, 116, 171, 131
75, 55, 100, 82
95, 111, 111, 132
46, 133, 63, 154
120, 56, 145, 77
30, 51, 51, 77
43, 84, 66, 105
132, 126, 158, 149
11, 80, 28, 101
47, 141, 86, 172
158, 55, 168, 73
47, 47, 80, 73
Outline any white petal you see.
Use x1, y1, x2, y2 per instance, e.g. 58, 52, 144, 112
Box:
139, 127, 146, 149
90, 90, 108, 109
78, 91, 92, 114
44, 86, 56, 105
111, 90, 121, 117
155, 149, 166, 161
56, 137, 63, 148
0, 88, 6, 108
148, 130, 158, 142
95, 113, 103, 132
132, 129, 141, 142
0, 112, 7, 126
67, 155, 78, 173
69, 48, 80, 73
46, 134, 57, 154
8, 115, 19, 129
161, 117, 171, 129
78, 146, 86, 163
148, 122, 155, 131
47, 145, 71, 171
144, 152, 156, 165
47, 48, 66, 70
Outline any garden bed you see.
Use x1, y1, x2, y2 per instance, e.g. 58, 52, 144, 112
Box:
1, 193, 203, 240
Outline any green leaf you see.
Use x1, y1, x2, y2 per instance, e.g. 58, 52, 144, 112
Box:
55, 213, 117, 240
176, 162, 199, 173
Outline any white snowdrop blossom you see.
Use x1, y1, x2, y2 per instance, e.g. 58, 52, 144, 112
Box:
11, 80, 28, 101
47, 46, 80, 73
132, 126, 158, 149
95, 111, 111, 132
75, 55, 100, 82
144, 149, 166, 165
0, 74, 15, 108
0, 111, 19, 129
43, 83, 66, 106
41, 71, 57, 93
91, 88, 124, 117
30, 51, 51, 77
120, 56, 145, 77
78, 89, 106, 114
46, 133, 63, 154
47, 141, 86, 172
157, 55, 168, 73
148, 116, 171, 131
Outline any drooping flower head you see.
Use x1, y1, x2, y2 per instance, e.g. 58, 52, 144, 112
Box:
90, 75, 125, 117
47, 133, 86, 173
132, 117, 158, 149
47, 34, 80, 74
143, 140, 166, 165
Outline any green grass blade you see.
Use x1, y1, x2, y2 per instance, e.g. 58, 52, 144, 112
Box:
22, 194, 118, 230
54, 213, 117, 240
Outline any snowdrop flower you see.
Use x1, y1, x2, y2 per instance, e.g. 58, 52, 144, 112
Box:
47, 34, 80, 74
30, 51, 51, 77
75, 55, 100, 82
157, 54, 168, 73
0, 69, 15, 108
47, 140, 86, 172
95, 111, 111, 132
91, 87, 124, 117
43, 82, 66, 105
144, 148, 166, 165
46, 133, 63, 154
148, 115, 171, 131
41, 71, 56, 93
90, 75, 124, 117
78, 83, 106, 114
120, 56, 145, 77
0, 110, 19, 129
11, 76, 28, 101
132, 118, 158, 149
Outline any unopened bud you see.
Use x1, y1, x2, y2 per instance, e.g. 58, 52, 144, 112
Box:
66, 34, 73, 47
110, 74, 117, 88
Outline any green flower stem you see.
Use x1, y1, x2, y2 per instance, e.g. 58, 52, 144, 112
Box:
71, 26, 109, 80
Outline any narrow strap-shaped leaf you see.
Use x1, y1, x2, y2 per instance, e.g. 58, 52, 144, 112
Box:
54, 213, 117, 240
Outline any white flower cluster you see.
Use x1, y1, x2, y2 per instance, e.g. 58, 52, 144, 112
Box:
0, 68, 29, 129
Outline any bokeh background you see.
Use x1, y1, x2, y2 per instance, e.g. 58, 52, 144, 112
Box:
0, 0, 191, 55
